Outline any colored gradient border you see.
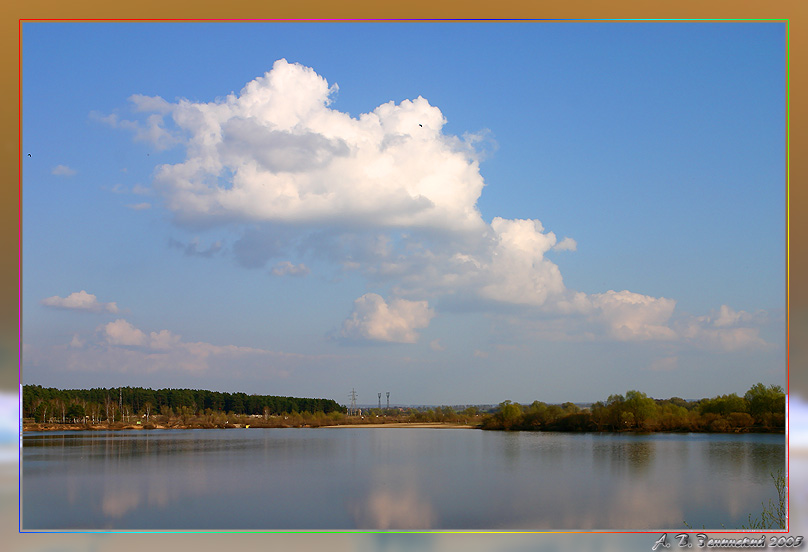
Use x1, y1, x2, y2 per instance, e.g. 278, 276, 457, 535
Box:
6, 3, 803, 551
12, 16, 793, 536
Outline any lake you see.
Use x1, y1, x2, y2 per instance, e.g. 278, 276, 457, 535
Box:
21, 428, 785, 531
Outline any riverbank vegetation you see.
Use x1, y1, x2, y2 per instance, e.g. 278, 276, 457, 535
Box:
481, 383, 785, 433
742, 469, 787, 529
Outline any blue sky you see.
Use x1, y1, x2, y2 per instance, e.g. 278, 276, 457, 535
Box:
21, 22, 786, 405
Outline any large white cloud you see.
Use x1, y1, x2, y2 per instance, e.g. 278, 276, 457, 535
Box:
123, 59, 487, 234
340, 293, 434, 343
41, 290, 119, 314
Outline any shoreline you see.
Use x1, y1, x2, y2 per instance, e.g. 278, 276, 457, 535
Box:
22, 422, 784, 434
21, 421, 479, 432
324, 422, 476, 429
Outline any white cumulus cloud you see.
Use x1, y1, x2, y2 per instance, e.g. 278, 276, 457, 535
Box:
553, 237, 577, 252
478, 217, 566, 306
115, 59, 487, 234
669, 305, 773, 352
41, 290, 119, 314
711, 304, 755, 327
340, 293, 434, 343
51, 164, 76, 176
84, 319, 282, 373
148, 329, 183, 350
102, 319, 147, 346
92, 109, 179, 150
271, 261, 310, 277
588, 290, 677, 341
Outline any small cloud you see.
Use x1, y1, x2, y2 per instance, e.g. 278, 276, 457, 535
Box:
127, 202, 151, 210
682, 324, 771, 352
430, 339, 445, 352
69, 334, 85, 349
340, 293, 434, 344
132, 184, 150, 195
461, 128, 498, 162
51, 165, 76, 176
41, 290, 119, 314
711, 305, 754, 328
92, 106, 180, 151
169, 237, 222, 258
129, 93, 174, 114
473, 349, 489, 359
90, 111, 119, 126
589, 290, 677, 341
677, 306, 773, 352
102, 319, 147, 347
271, 261, 310, 277
553, 237, 577, 252
103, 183, 129, 194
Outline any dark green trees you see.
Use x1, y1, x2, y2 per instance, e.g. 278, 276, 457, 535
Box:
745, 384, 786, 426
22, 385, 345, 423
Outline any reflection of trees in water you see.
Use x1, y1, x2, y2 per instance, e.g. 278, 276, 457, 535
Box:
591, 437, 655, 477
500, 431, 524, 465
501, 432, 585, 470
701, 436, 785, 484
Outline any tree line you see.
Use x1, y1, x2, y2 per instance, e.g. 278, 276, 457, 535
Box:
22, 385, 344, 424
481, 383, 786, 432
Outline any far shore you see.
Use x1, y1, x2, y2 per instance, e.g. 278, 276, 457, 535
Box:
22, 421, 478, 432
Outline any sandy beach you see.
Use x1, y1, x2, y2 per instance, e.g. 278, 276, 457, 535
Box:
325, 422, 476, 429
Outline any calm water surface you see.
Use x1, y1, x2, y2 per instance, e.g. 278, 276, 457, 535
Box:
22, 428, 784, 530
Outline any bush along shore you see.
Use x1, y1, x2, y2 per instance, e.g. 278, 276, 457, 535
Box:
480, 383, 785, 433
21, 383, 785, 433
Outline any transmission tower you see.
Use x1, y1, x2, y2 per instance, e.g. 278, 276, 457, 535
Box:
349, 388, 357, 416
386, 392, 390, 410
378, 392, 382, 409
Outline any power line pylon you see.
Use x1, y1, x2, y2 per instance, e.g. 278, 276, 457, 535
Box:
349, 388, 357, 416
386, 392, 390, 410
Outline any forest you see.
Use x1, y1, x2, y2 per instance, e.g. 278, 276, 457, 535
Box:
22, 385, 343, 425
